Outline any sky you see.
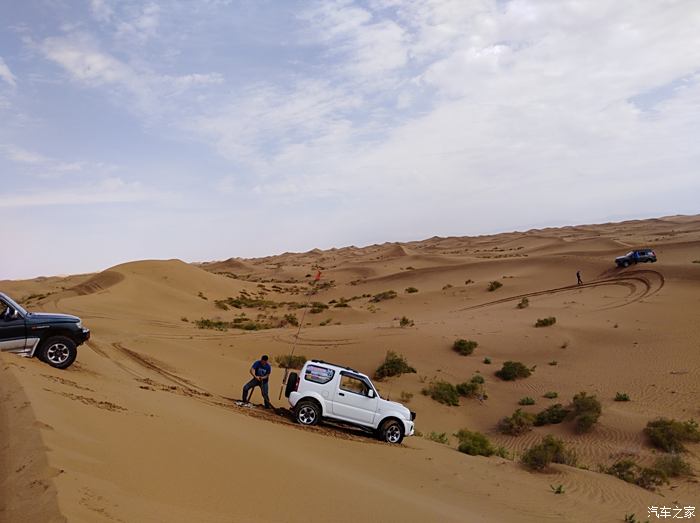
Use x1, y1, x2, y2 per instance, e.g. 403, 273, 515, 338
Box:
1, 0, 699, 280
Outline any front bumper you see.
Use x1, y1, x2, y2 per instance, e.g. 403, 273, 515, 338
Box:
79, 328, 90, 344
404, 420, 415, 437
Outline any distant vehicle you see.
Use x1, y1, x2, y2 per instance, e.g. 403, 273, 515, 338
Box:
285, 359, 416, 444
615, 248, 657, 268
0, 292, 90, 369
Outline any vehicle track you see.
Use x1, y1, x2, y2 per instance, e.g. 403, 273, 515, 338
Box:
457, 270, 664, 312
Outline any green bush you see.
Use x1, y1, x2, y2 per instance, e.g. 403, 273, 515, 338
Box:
614, 392, 630, 402
644, 418, 700, 453
516, 297, 529, 309
399, 316, 414, 327
604, 459, 669, 490
425, 432, 449, 444
498, 409, 535, 436
535, 317, 557, 327
370, 290, 397, 303
274, 354, 306, 369
495, 361, 532, 381
283, 313, 299, 327
453, 339, 478, 356
543, 391, 558, 399
456, 375, 486, 399
521, 435, 577, 471
422, 381, 460, 406
374, 351, 417, 380
653, 454, 693, 477
195, 318, 229, 331
571, 392, 602, 433
487, 281, 503, 292
405, 287, 419, 293
309, 302, 329, 314
519, 396, 536, 406
483, 357, 492, 364
455, 430, 496, 457
534, 404, 570, 426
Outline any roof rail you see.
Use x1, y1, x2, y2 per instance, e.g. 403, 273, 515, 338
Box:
310, 359, 360, 374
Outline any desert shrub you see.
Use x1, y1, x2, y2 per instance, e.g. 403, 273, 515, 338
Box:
442, 284, 453, 290
453, 339, 478, 356
534, 404, 570, 426
374, 351, 416, 380
535, 317, 557, 327
495, 361, 532, 381
487, 281, 503, 292
498, 409, 535, 436
653, 454, 693, 477
215, 300, 229, 310
333, 301, 349, 308
605, 459, 669, 490
309, 302, 328, 314
614, 392, 630, 402
399, 316, 414, 327
198, 291, 208, 300
283, 313, 299, 327
399, 391, 413, 403
519, 397, 536, 406
571, 392, 602, 433
370, 290, 397, 303
605, 459, 637, 483
319, 318, 332, 326
516, 297, 529, 309
455, 430, 495, 457
483, 357, 491, 364
405, 287, 419, 293
274, 354, 306, 369
644, 418, 700, 453
180, 316, 188, 322
422, 381, 459, 406
548, 360, 558, 366
195, 318, 229, 331
456, 375, 486, 399
426, 432, 449, 444
543, 391, 558, 399
636, 467, 668, 490
521, 435, 577, 471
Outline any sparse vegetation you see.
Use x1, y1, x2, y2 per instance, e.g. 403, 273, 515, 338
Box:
548, 360, 558, 366
456, 375, 487, 399
483, 357, 491, 364
614, 392, 630, 402
370, 290, 398, 303
653, 454, 693, 478
405, 287, 419, 293
399, 316, 414, 327
498, 409, 535, 436
274, 354, 306, 369
535, 316, 557, 327
453, 339, 478, 356
399, 391, 413, 403
442, 284, 453, 290
519, 397, 536, 406
604, 459, 668, 490
543, 391, 558, 399
180, 316, 188, 322
487, 281, 503, 292
309, 302, 329, 314
644, 418, 700, 453
283, 313, 299, 327
425, 432, 450, 445
422, 381, 460, 406
319, 318, 332, 326
215, 300, 229, 310
194, 318, 229, 331
534, 404, 570, 426
570, 392, 602, 433
495, 361, 533, 381
455, 430, 496, 457
374, 351, 417, 380
550, 484, 565, 494
517, 297, 529, 309
521, 435, 577, 471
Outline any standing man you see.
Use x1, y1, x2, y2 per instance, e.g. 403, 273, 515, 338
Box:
576, 270, 583, 285
242, 355, 272, 408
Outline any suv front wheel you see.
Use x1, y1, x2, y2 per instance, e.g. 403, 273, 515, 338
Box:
379, 418, 404, 444
295, 400, 321, 426
40, 336, 77, 369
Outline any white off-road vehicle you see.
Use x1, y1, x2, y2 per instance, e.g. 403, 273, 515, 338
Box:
285, 360, 416, 444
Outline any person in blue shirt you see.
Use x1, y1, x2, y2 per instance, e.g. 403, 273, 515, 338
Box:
242, 355, 272, 408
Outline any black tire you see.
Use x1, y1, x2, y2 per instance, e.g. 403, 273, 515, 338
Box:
39, 336, 77, 370
295, 399, 320, 426
379, 418, 404, 444
622, 260, 629, 268
284, 372, 299, 398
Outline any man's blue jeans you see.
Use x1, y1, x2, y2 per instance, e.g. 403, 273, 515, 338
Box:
242, 378, 270, 406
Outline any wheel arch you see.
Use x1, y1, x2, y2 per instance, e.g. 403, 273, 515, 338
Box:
295, 393, 327, 416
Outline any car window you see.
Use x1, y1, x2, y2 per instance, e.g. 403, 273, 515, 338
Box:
304, 364, 335, 384
340, 374, 370, 396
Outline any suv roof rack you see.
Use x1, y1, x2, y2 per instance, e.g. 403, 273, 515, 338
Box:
310, 359, 360, 374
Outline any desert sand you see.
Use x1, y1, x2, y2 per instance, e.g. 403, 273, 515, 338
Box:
2, 215, 700, 522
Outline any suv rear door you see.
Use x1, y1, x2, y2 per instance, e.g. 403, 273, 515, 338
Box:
332, 372, 378, 425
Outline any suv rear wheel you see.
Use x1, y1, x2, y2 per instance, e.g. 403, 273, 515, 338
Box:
295, 400, 320, 426
379, 418, 404, 444
40, 336, 77, 370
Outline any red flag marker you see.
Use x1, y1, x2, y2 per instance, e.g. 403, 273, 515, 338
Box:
314, 271, 322, 281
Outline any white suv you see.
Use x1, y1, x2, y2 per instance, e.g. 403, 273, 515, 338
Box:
285, 360, 416, 444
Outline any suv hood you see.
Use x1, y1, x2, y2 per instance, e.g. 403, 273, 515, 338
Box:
26, 312, 80, 324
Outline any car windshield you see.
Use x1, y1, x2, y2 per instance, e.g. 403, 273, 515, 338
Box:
626, 251, 634, 257
1, 294, 28, 316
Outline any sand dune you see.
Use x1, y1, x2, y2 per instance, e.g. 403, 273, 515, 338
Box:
2, 215, 700, 522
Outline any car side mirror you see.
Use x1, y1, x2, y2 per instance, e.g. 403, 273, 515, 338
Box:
367, 389, 376, 398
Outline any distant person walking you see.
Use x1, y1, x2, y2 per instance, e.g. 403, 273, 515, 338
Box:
242, 355, 272, 408
576, 270, 583, 285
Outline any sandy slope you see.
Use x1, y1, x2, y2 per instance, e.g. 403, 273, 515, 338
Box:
2, 215, 700, 522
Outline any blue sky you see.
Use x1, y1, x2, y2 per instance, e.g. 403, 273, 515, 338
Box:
1, 0, 699, 279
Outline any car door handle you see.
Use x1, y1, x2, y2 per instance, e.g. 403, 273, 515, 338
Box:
338, 392, 345, 396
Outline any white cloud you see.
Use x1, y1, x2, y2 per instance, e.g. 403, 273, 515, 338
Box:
0, 56, 17, 87
90, 0, 114, 23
